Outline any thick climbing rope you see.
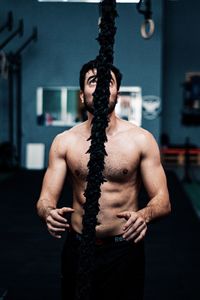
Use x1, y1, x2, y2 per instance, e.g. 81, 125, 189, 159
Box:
75, 1, 118, 300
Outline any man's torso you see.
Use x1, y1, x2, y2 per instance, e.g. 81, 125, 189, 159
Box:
63, 119, 145, 237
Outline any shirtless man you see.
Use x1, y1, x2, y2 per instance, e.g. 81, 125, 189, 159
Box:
36, 60, 171, 300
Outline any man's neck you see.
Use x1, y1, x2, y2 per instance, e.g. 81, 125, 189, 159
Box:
86, 111, 119, 137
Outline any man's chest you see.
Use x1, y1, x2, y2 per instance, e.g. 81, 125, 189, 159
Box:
67, 138, 140, 182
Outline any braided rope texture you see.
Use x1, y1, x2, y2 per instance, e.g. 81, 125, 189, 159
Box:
75, 1, 118, 300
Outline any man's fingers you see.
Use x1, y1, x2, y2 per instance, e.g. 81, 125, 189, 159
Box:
48, 224, 66, 233
134, 228, 147, 243
117, 211, 131, 220
124, 217, 144, 232
49, 231, 62, 239
58, 207, 74, 215
49, 210, 68, 223
47, 218, 69, 229
46, 208, 74, 238
48, 224, 67, 239
123, 223, 146, 240
123, 215, 138, 230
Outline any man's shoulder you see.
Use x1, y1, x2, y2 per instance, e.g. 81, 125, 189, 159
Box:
53, 122, 87, 144
134, 126, 154, 140
134, 126, 156, 145
120, 121, 158, 151
68, 121, 88, 135
131, 126, 159, 154
120, 120, 154, 140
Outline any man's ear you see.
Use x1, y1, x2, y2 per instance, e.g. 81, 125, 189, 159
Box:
79, 90, 84, 103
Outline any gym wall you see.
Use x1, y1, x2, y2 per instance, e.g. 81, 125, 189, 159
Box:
0, 0, 163, 167
162, 0, 200, 147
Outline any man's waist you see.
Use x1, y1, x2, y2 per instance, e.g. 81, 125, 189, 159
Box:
69, 228, 126, 245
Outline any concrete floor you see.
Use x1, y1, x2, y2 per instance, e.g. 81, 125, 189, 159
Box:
0, 169, 199, 300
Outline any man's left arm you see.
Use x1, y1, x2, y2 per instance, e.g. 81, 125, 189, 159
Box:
138, 131, 171, 223
117, 131, 171, 243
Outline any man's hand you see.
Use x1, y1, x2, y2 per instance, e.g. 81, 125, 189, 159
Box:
46, 207, 74, 239
117, 211, 147, 243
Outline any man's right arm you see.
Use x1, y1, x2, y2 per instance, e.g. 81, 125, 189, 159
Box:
36, 133, 74, 238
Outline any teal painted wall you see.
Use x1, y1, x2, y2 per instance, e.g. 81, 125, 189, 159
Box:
0, 0, 163, 166
162, 0, 200, 147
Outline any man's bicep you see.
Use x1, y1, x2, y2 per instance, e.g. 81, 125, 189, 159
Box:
140, 134, 168, 199
40, 136, 67, 204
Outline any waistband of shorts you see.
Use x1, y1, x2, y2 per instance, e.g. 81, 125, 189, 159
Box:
69, 228, 126, 245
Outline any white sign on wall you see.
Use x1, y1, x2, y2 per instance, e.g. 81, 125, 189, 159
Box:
142, 95, 161, 120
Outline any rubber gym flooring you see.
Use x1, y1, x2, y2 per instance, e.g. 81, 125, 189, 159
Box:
0, 169, 199, 300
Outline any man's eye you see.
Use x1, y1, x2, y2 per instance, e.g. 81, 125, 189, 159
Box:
89, 78, 97, 84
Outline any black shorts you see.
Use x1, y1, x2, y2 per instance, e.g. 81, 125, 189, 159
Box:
61, 230, 145, 300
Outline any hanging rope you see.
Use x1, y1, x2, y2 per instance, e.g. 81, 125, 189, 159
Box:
75, 1, 118, 300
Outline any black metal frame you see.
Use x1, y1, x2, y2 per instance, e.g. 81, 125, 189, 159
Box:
1, 14, 37, 166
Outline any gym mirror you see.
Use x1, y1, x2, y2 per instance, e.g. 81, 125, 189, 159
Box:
36, 86, 142, 127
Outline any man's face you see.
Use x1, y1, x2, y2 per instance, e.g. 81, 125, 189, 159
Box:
80, 69, 119, 115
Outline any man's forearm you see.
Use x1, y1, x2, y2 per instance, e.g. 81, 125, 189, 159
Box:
36, 198, 56, 221
137, 195, 171, 223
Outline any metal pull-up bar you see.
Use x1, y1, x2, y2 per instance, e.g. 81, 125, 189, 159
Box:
0, 11, 13, 34
0, 19, 23, 50
15, 27, 37, 56
7, 27, 38, 165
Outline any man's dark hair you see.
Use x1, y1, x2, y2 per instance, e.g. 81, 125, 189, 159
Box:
79, 59, 122, 91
